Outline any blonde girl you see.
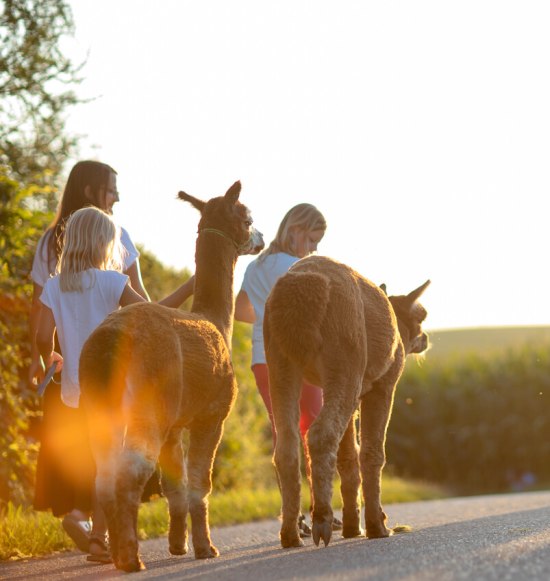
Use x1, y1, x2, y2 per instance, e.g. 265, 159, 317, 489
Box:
35, 207, 190, 562
234, 203, 341, 536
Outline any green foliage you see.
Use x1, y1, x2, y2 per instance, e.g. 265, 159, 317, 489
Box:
386, 345, 550, 494
137, 244, 192, 309
136, 487, 282, 539
1, 0, 81, 505
0, 0, 81, 186
0, 166, 51, 505
0, 0, 271, 511
0, 502, 69, 560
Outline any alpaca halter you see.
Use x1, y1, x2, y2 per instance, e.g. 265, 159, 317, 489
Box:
199, 227, 250, 252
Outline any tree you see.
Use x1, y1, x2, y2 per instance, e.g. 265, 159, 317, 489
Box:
0, 0, 81, 504
0, 0, 81, 190
0, 0, 275, 505
0, 167, 51, 504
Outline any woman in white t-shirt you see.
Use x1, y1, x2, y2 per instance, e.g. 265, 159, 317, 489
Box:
234, 203, 342, 536
35, 206, 190, 562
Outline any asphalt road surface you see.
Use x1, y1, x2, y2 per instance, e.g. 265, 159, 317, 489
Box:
2, 491, 549, 581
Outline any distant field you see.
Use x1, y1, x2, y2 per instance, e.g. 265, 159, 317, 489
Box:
424, 325, 550, 361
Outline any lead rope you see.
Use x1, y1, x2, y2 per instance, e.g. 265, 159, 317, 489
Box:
199, 228, 251, 252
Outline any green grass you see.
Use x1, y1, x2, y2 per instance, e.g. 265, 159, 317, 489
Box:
1, 475, 448, 560
139, 474, 447, 537
0, 503, 70, 560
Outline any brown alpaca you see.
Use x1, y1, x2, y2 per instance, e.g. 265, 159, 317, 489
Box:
264, 255, 430, 548
79, 182, 264, 572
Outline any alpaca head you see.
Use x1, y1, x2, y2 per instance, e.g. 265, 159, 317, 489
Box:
178, 181, 264, 255
387, 280, 431, 355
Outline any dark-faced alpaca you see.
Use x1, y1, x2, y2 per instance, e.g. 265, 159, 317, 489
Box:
79, 182, 264, 572
264, 255, 429, 548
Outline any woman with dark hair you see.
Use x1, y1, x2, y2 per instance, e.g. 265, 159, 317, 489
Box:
28, 160, 193, 554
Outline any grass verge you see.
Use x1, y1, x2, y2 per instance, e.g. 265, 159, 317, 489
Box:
1, 475, 448, 560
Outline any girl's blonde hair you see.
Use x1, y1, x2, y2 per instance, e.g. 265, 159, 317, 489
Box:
260, 203, 327, 259
58, 207, 124, 292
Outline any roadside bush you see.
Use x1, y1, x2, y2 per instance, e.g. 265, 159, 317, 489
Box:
386, 345, 550, 494
0, 169, 50, 505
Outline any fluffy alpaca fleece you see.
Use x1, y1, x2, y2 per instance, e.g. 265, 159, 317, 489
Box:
264, 255, 430, 548
79, 182, 264, 572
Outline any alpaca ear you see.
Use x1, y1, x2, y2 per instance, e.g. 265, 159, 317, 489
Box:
407, 279, 431, 303
380, 283, 387, 295
178, 191, 206, 212
224, 181, 241, 204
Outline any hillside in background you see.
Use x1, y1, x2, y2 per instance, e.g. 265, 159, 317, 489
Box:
424, 325, 550, 361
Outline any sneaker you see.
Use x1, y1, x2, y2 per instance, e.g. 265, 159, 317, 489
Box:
62, 514, 91, 552
298, 514, 312, 537
332, 516, 343, 531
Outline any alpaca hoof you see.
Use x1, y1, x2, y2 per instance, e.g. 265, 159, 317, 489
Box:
116, 557, 145, 572
169, 541, 189, 555
342, 525, 364, 538
280, 523, 304, 548
194, 544, 219, 559
365, 522, 392, 539
312, 521, 332, 547
280, 533, 304, 549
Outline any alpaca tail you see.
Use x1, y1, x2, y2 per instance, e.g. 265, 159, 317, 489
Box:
79, 322, 131, 421
265, 270, 331, 364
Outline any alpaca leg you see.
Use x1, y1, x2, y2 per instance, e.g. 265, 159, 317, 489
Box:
115, 427, 161, 573
307, 373, 361, 547
336, 417, 362, 538
159, 430, 188, 556
359, 378, 396, 539
187, 417, 224, 559
269, 358, 303, 549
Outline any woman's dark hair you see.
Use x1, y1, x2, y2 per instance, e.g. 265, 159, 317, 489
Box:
43, 160, 117, 269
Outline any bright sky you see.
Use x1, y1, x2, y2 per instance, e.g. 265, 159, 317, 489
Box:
62, 0, 550, 331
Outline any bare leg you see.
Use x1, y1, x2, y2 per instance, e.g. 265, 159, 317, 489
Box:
298, 381, 323, 516
90, 489, 108, 544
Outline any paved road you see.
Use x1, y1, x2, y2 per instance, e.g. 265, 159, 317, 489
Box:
2, 491, 549, 580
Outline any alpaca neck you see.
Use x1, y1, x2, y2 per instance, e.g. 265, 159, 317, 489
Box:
191, 236, 237, 347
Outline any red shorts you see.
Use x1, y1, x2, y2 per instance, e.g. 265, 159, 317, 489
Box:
252, 363, 323, 445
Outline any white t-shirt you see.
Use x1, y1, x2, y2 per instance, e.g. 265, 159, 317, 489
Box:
241, 252, 300, 365
40, 269, 129, 408
31, 227, 139, 287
